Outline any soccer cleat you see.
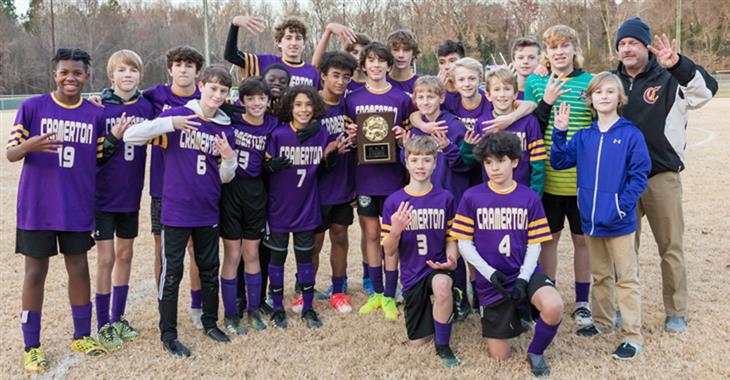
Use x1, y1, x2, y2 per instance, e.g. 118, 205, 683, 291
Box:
189, 307, 203, 330
204, 326, 230, 343
97, 324, 123, 352
260, 297, 274, 316
358, 293, 383, 314
382, 296, 399, 320
519, 306, 535, 331
329, 293, 353, 313
112, 317, 140, 342
162, 339, 191, 357
395, 283, 404, 304
435, 345, 462, 368
271, 309, 288, 329
315, 288, 331, 300
248, 309, 267, 331
301, 309, 323, 329
70, 336, 108, 358
665, 316, 687, 333
23, 347, 49, 372
224, 316, 248, 336
453, 288, 471, 322
527, 353, 551, 376
612, 342, 641, 360
362, 277, 375, 296
572, 302, 593, 326
291, 295, 304, 314
576, 324, 602, 337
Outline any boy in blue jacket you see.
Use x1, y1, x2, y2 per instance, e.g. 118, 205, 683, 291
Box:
550, 72, 650, 361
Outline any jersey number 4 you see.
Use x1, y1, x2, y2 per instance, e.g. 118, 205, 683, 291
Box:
499, 235, 511, 257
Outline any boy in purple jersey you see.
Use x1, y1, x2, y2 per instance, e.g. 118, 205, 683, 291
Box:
437, 40, 466, 107
8, 48, 119, 372
226, 15, 320, 88
262, 85, 347, 329
124, 65, 237, 357
511, 37, 542, 99
344, 42, 412, 320
219, 78, 279, 334
452, 132, 563, 377
386, 30, 420, 96
94, 50, 155, 352
344, 34, 371, 93
382, 135, 462, 368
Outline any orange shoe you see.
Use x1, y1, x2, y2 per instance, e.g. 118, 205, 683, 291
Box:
329, 293, 353, 313
291, 295, 304, 314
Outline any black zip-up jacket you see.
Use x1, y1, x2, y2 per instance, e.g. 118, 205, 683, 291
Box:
613, 55, 717, 177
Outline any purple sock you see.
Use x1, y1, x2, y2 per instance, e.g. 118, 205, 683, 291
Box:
434, 320, 452, 346
575, 282, 590, 303
332, 276, 345, 294
95, 293, 110, 330
269, 264, 285, 310
220, 277, 238, 318
190, 289, 202, 309
21, 310, 41, 350
297, 263, 315, 312
455, 258, 467, 293
110, 285, 129, 323
384, 270, 398, 298
71, 303, 92, 339
245, 272, 262, 311
528, 317, 561, 355
362, 261, 370, 279
369, 266, 384, 294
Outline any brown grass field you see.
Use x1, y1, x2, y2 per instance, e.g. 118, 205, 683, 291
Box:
1, 101, 729, 380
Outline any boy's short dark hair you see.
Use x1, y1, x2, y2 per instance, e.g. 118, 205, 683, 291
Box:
262, 63, 291, 81
199, 64, 233, 88
278, 85, 326, 123
386, 29, 420, 58
274, 17, 307, 43
52, 48, 91, 70
319, 51, 358, 76
511, 36, 541, 58
238, 77, 271, 100
166, 45, 205, 71
473, 132, 522, 162
437, 40, 465, 58
359, 42, 394, 68
345, 34, 372, 53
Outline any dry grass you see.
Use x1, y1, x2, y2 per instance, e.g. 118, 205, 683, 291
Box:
1, 101, 729, 380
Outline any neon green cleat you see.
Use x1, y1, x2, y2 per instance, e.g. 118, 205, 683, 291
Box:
70, 336, 109, 358
436, 345, 462, 368
382, 296, 399, 320
112, 317, 140, 342
358, 293, 383, 314
97, 323, 123, 352
23, 347, 49, 372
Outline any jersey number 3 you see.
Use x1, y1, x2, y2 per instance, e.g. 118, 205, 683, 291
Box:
417, 234, 428, 256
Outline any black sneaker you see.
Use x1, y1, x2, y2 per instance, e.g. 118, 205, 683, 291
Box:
260, 302, 274, 317
271, 309, 288, 329
453, 289, 471, 322
527, 353, 551, 376
576, 325, 602, 337
204, 326, 231, 343
247, 309, 267, 331
612, 342, 641, 360
302, 309, 323, 329
435, 345, 462, 368
162, 339, 191, 357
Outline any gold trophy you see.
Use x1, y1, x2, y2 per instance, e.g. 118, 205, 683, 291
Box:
356, 111, 396, 164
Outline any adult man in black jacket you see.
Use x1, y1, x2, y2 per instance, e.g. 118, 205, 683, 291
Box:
612, 17, 718, 334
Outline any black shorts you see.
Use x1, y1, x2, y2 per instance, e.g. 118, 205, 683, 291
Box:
151, 197, 162, 235
220, 176, 267, 240
480, 272, 555, 339
356, 195, 387, 217
16, 229, 95, 257
263, 230, 315, 253
94, 211, 139, 240
542, 193, 582, 235
404, 270, 453, 341
315, 202, 355, 233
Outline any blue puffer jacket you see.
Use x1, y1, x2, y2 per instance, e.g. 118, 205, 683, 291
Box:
550, 117, 651, 237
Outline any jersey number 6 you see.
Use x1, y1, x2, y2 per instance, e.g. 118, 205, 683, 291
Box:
196, 154, 206, 175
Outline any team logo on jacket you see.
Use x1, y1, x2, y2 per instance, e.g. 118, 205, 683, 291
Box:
578, 90, 587, 101
643, 86, 662, 104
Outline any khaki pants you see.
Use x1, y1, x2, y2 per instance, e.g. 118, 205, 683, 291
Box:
635, 171, 687, 317
586, 233, 643, 345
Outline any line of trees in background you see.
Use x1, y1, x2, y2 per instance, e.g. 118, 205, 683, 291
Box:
1, 0, 728, 94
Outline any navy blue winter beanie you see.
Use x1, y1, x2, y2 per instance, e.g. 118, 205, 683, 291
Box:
615, 17, 651, 50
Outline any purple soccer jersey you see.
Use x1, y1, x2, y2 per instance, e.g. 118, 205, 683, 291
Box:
451, 182, 552, 306
410, 112, 471, 203
517, 90, 525, 100
96, 97, 155, 212
442, 90, 491, 132
387, 73, 419, 97
143, 84, 200, 198
347, 78, 366, 94
154, 106, 234, 227
266, 122, 330, 232
239, 53, 320, 88
344, 85, 413, 196
381, 186, 456, 292
9, 93, 105, 231
318, 98, 355, 205
230, 113, 279, 178
474, 111, 546, 186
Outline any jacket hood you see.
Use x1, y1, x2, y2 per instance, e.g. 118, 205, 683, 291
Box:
589, 116, 633, 132
184, 99, 231, 125
100, 87, 142, 105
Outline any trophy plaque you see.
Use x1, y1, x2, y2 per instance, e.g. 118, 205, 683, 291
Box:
356, 111, 396, 164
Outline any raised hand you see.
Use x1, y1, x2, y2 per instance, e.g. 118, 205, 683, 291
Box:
111, 112, 130, 139
648, 33, 680, 68
437, 69, 450, 86
482, 113, 516, 134
393, 125, 406, 145
463, 130, 482, 145
390, 201, 414, 235
232, 15, 266, 34
419, 119, 448, 135
542, 73, 571, 105
22, 131, 61, 154
432, 130, 449, 149
336, 133, 354, 154
171, 115, 200, 132
88, 95, 104, 108
533, 63, 549, 77
553, 102, 571, 131
507, 62, 517, 76
326, 22, 357, 46
214, 132, 234, 160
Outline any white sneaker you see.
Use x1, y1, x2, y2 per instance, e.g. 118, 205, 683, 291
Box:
189, 307, 203, 329
395, 283, 404, 304
572, 302, 593, 326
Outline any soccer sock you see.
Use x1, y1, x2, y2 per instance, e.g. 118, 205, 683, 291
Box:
575, 282, 590, 303
190, 289, 202, 309
297, 263, 315, 312
269, 264, 285, 310
21, 310, 41, 350
455, 258, 467, 294
332, 276, 345, 294
369, 265, 384, 294
384, 270, 398, 298
71, 303, 92, 339
95, 293, 110, 330
220, 277, 238, 318
434, 320, 452, 347
362, 261, 370, 280
110, 285, 129, 323
245, 272, 262, 311
528, 317, 561, 355
471, 280, 479, 308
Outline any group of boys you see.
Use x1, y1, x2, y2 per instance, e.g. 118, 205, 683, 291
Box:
8, 12, 716, 378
